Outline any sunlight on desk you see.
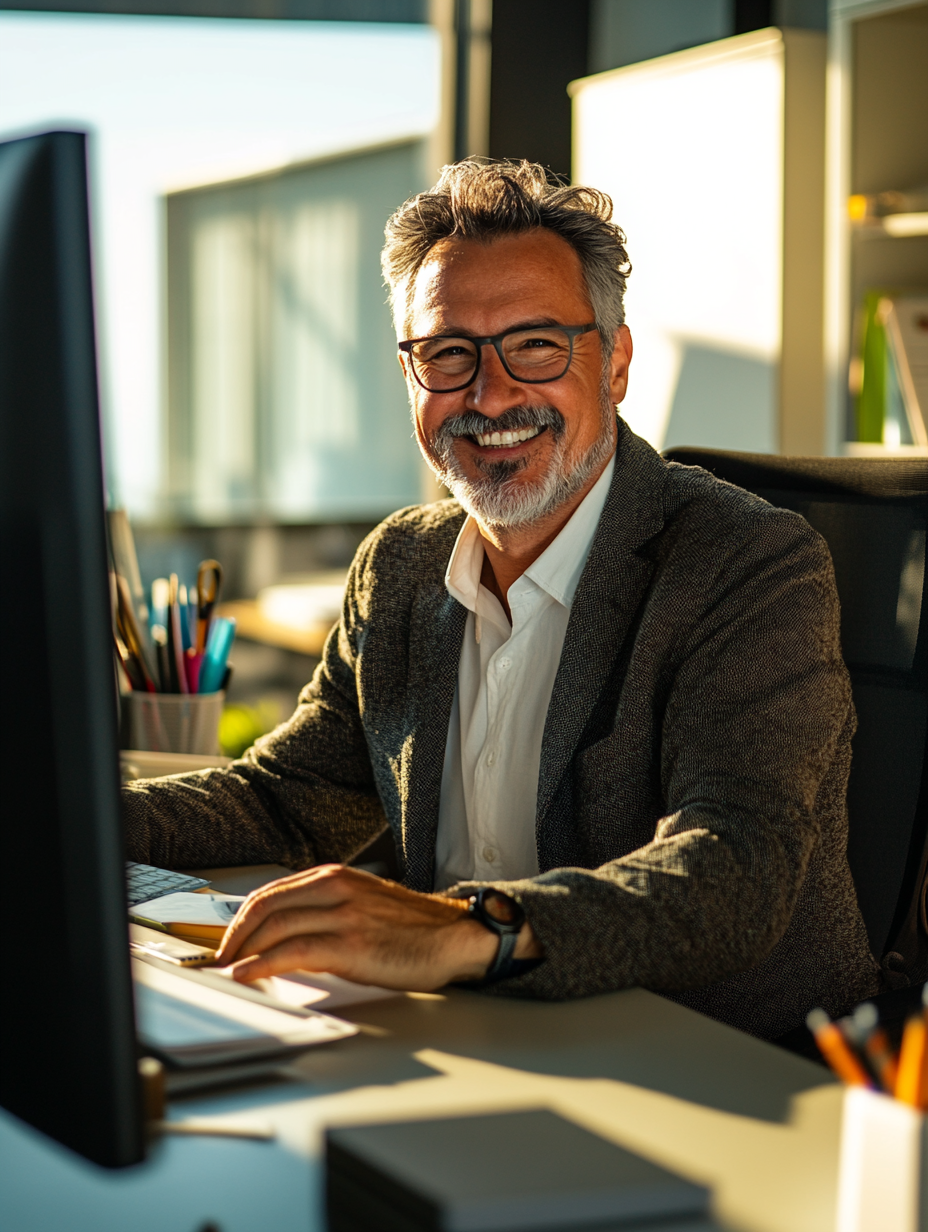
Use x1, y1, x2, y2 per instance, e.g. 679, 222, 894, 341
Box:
0, 983, 842, 1232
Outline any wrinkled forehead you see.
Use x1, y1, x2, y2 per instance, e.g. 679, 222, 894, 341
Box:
405, 231, 592, 338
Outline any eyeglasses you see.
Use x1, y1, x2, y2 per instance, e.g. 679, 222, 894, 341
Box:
398, 323, 597, 393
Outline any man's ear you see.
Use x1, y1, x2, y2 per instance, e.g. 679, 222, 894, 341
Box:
398, 350, 415, 391
607, 325, 633, 407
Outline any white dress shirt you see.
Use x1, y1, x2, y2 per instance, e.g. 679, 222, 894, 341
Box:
434, 455, 616, 890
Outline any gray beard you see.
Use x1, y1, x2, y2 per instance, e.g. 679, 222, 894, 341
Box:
426, 396, 616, 530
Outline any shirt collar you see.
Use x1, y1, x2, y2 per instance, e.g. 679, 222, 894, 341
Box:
444, 513, 485, 613
523, 453, 615, 607
444, 452, 616, 614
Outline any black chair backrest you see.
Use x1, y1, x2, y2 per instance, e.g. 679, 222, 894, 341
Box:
663, 448, 928, 971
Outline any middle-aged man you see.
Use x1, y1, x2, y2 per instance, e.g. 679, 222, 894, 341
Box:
125, 159, 881, 1040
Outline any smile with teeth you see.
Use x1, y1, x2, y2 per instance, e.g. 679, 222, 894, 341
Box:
472, 425, 542, 448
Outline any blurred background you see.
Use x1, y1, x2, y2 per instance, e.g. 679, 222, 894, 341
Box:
3, 0, 925, 751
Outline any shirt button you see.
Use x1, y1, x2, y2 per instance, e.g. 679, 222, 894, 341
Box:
498, 657, 511, 671
482, 846, 497, 863
486, 750, 496, 766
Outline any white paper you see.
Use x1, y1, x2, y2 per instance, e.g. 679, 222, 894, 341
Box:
130, 891, 245, 927
213, 965, 399, 1009
132, 958, 357, 1047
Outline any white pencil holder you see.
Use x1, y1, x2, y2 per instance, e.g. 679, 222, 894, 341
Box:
126, 690, 226, 756
838, 1087, 928, 1232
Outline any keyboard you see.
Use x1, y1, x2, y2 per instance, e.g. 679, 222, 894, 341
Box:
126, 862, 211, 907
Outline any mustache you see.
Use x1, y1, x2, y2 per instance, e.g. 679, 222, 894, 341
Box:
433, 404, 565, 452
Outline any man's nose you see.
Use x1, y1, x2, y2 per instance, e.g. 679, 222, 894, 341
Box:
466, 343, 527, 415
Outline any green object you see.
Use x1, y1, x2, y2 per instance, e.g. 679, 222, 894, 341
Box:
857, 291, 887, 443
218, 700, 280, 759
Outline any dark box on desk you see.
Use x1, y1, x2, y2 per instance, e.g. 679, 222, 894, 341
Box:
325, 1108, 709, 1232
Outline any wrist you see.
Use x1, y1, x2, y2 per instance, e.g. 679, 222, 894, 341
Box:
514, 921, 543, 960
458, 889, 544, 981
453, 915, 501, 981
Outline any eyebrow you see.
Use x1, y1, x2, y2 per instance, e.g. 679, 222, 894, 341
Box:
417, 316, 569, 338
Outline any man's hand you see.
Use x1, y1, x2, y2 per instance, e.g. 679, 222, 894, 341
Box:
213, 865, 541, 990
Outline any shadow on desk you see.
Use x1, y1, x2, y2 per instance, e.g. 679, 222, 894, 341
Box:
289, 987, 832, 1127
191, 864, 832, 1125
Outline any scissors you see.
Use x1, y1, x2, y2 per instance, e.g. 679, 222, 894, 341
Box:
195, 559, 223, 654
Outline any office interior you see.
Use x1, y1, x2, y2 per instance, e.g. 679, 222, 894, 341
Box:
1, 1, 927, 1230
0, 0, 850, 747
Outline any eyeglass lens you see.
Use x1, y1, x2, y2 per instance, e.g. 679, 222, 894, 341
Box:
409, 328, 576, 391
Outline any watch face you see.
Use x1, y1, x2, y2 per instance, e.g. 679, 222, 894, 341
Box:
483, 891, 519, 925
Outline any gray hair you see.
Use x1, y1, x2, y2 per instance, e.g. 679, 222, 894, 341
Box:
381, 159, 631, 355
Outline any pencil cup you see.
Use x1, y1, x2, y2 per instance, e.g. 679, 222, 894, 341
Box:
837, 1087, 928, 1232
126, 691, 225, 756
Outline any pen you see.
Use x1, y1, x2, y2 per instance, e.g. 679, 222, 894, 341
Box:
168, 574, 189, 694
185, 650, 203, 694
806, 1008, 874, 1088
198, 617, 236, 694
151, 624, 170, 694
187, 589, 199, 651
178, 584, 192, 652
151, 577, 169, 631
851, 1002, 899, 1095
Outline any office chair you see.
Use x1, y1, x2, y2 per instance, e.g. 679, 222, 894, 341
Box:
663, 449, 928, 1009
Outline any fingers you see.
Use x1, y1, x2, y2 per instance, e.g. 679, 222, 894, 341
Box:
215, 864, 351, 964
226, 935, 342, 983
213, 866, 485, 991
225, 904, 349, 964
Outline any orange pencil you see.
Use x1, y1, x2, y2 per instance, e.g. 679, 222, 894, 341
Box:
895, 1016, 926, 1106
895, 984, 928, 1109
806, 1009, 874, 1088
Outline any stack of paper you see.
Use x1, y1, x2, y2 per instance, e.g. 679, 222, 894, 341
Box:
129, 891, 244, 942
133, 957, 358, 1068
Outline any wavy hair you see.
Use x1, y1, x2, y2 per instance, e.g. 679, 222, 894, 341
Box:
381, 158, 631, 354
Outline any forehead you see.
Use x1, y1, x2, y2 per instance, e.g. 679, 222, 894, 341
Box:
406, 229, 592, 337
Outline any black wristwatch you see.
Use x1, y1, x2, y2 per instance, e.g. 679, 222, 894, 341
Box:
466, 888, 537, 983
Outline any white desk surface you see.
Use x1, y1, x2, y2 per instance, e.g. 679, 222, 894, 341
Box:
0, 868, 843, 1232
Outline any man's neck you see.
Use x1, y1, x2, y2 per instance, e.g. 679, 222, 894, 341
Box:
476, 450, 614, 619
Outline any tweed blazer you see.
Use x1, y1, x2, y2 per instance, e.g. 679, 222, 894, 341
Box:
124, 421, 881, 1038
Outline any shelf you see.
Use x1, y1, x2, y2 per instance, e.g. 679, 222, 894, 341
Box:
844, 442, 928, 458
852, 213, 928, 239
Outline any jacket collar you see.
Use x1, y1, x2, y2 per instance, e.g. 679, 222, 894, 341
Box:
535, 421, 670, 863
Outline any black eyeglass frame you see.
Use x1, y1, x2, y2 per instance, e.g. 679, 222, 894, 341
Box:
398, 323, 598, 393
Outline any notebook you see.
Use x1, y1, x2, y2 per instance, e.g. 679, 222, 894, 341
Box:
326, 1108, 711, 1232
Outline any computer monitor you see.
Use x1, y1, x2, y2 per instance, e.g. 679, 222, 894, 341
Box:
0, 130, 144, 1167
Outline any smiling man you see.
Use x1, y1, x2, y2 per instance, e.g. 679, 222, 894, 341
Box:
124, 160, 880, 1039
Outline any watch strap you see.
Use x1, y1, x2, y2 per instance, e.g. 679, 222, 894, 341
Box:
485, 927, 519, 981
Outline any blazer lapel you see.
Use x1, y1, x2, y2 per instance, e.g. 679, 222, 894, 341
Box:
399, 582, 467, 891
536, 425, 669, 864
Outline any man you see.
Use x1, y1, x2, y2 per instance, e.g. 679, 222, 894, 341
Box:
125, 159, 880, 1039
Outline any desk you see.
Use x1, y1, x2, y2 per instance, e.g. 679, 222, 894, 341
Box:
216, 600, 332, 658
0, 873, 843, 1232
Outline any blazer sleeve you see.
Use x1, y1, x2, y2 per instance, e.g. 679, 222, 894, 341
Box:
449, 509, 856, 1000
122, 566, 387, 871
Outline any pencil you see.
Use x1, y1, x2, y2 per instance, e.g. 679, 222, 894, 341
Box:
806, 1009, 874, 1087
896, 984, 928, 1109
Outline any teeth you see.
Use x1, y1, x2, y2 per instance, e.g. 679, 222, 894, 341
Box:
474, 425, 542, 448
